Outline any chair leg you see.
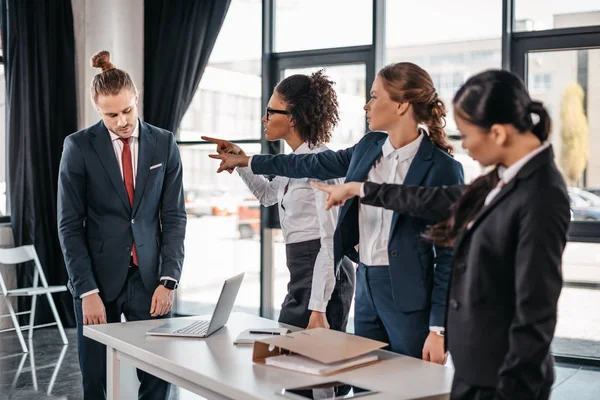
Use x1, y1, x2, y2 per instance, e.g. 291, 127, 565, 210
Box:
3, 296, 28, 353
28, 294, 37, 341
45, 292, 68, 345
11, 352, 28, 389
47, 344, 68, 395
29, 337, 38, 391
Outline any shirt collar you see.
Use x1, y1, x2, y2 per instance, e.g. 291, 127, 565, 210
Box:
381, 131, 424, 162
109, 120, 140, 142
293, 141, 324, 154
498, 141, 551, 184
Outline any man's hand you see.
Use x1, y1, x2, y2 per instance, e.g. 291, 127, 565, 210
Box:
422, 331, 448, 365
82, 293, 107, 325
150, 285, 175, 317
306, 311, 330, 329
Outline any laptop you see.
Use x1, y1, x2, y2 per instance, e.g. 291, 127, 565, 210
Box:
146, 272, 245, 338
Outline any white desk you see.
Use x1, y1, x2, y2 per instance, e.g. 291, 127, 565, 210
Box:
84, 312, 452, 400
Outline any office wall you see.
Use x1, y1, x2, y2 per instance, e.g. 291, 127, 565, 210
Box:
71, 0, 144, 129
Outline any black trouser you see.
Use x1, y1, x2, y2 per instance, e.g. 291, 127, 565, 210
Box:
278, 238, 355, 331
72, 267, 171, 400
450, 376, 552, 400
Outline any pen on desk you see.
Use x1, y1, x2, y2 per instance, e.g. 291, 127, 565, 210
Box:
249, 330, 283, 335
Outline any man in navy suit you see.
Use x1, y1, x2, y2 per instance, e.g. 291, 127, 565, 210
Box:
58, 51, 186, 400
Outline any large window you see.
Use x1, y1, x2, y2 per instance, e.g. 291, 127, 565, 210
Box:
274, 0, 372, 52
179, 0, 262, 142
515, 0, 600, 31
385, 0, 502, 183
176, 0, 262, 316
525, 48, 600, 360
173, 0, 600, 369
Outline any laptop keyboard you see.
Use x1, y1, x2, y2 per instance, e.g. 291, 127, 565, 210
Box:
175, 320, 210, 336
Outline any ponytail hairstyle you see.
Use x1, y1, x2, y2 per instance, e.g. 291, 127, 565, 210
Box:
274, 69, 340, 147
424, 69, 552, 246
378, 62, 453, 155
90, 50, 139, 104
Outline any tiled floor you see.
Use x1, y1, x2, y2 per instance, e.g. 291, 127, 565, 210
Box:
0, 327, 599, 399
0, 328, 201, 400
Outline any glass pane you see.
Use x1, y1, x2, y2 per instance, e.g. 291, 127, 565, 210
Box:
176, 143, 262, 316
274, 0, 372, 52
281, 64, 367, 152
385, 1, 502, 183
526, 48, 600, 359
515, 1, 600, 31
179, 0, 262, 141
269, 64, 367, 329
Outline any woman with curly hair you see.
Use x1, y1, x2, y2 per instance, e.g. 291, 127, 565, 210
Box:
209, 63, 464, 363
203, 70, 354, 331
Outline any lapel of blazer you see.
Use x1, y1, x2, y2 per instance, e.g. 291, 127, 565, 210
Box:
338, 134, 387, 224
389, 133, 434, 235
454, 146, 555, 252
89, 121, 131, 212
132, 120, 157, 216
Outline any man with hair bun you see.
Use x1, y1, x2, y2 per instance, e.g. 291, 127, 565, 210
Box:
58, 50, 186, 400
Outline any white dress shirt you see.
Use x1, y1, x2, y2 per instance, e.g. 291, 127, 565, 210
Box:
240, 142, 342, 312
484, 142, 551, 206
81, 121, 175, 298
359, 133, 424, 266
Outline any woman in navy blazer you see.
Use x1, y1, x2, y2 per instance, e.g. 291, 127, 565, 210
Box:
211, 63, 464, 363
312, 70, 570, 400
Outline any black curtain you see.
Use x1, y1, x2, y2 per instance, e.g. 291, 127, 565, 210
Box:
144, 0, 231, 132
1, 0, 77, 327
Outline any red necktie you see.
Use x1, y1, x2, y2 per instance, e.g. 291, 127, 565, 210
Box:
120, 138, 139, 267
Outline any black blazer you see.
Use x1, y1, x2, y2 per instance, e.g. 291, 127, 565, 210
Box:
361, 146, 570, 398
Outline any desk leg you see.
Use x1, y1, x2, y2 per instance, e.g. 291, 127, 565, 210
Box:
107, 346, 121, 400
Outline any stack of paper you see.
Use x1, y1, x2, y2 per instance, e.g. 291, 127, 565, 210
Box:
264, 353, 378, 376
234, 328, 291, 345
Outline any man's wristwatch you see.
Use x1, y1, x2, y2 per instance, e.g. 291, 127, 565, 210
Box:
160, 279, 178, 290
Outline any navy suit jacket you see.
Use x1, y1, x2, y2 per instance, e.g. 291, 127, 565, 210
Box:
57, 120, 187, 302
252, 131, 464, 326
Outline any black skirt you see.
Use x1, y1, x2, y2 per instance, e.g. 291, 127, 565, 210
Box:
278, 238, 354, 331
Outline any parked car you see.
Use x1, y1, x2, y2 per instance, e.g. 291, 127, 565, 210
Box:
584, 187, 600, 198
184, 188, 237, 217
236, 197, 260, 239
567, 188, 600, 221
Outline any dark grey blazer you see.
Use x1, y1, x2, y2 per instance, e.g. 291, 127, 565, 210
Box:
361, 146, 570, 399
57, 119, 186, 302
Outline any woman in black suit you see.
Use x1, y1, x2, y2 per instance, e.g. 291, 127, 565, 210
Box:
312, 70, 571, 400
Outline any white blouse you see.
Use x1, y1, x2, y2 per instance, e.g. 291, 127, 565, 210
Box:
237, 142, 343, 312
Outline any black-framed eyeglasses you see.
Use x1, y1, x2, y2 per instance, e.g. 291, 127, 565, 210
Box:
265, 107, 290, 121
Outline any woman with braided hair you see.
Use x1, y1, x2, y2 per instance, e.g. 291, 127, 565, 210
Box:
209, 63, 464, 363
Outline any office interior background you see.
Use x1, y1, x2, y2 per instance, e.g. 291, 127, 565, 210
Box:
0, 0, 599, 399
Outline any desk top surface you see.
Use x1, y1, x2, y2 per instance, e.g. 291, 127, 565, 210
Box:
84, 312, 452, 400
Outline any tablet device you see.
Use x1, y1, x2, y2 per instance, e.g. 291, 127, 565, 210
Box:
277, 381, 377, 399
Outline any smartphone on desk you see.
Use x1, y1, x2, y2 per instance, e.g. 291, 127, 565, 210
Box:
277, 381, 376, 399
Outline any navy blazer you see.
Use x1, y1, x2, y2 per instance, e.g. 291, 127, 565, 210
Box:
252, 131, 464, 326
57, 120, 187, 302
